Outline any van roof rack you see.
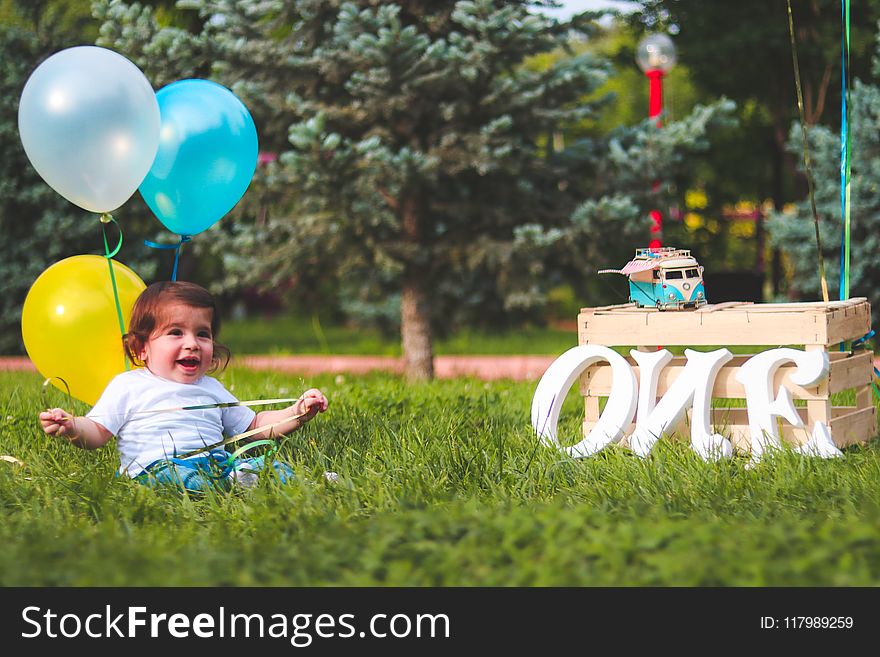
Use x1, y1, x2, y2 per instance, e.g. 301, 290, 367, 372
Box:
634, 247, 693, 259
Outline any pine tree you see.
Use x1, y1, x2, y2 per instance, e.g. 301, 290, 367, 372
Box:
0, 24, 97, 354
0, 1, 186, 353
768, 76, 880, 324
96, 0, 732, 379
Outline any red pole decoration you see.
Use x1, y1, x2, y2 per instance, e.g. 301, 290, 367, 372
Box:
647, 69, 664, 125
647, 69, 664, 248
637, 33, 676, 251
649, 208, 662, 249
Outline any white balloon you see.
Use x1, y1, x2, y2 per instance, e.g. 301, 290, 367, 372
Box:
18, 46, 160, 213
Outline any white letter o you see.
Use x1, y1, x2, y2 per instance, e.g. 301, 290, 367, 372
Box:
531, 345, 637, 458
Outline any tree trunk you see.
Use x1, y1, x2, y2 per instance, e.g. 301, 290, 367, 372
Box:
400, 194, 434, 381
401, 278, 434, 381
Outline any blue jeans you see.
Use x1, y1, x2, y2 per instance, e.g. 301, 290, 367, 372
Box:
133, 449, 295, 492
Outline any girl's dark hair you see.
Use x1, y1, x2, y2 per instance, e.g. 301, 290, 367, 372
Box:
123, 281, 231, 373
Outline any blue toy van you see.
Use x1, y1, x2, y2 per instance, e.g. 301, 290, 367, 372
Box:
599, 247, 707, 310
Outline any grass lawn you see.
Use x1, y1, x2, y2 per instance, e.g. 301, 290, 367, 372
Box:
217, 312, 806, 357
1, 368, 879, 586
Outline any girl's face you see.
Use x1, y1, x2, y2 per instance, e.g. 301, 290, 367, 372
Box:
139, 302, 214, 384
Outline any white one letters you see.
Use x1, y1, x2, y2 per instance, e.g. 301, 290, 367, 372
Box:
532, 346, 839, 462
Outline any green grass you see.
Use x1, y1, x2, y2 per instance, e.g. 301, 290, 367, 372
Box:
217, 312, 809, 357
1, 368, 879, 586
219, 313, 577, 355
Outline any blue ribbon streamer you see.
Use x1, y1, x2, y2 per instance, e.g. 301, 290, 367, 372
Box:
144, 234, 192, 281
839, 0, 852, 302
852, 330, 875, 350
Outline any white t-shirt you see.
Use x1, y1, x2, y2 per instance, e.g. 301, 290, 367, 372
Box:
87, 368, 256, 477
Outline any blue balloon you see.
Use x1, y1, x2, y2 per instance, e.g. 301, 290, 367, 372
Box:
139, 79, 258, 236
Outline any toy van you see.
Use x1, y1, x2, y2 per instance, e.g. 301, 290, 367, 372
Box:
599, 247, 707, 310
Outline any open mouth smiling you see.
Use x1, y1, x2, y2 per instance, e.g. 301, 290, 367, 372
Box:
177, 356, 200, 370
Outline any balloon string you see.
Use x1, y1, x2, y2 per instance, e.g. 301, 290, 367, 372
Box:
41, 376, 74, 411
87, 395, 306, 419
787, 0, 830, 303
228, 439, 277, 463
41, 376, 81, 439
839, 0, 852, 303
174, 410, 309, 459
144, 234, 192, 281
214, 439, 280, 480
100, 214, 129, 371
99, 213, 124, 258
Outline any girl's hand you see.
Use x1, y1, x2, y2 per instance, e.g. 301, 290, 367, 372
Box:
294, 389, 329, 422
39, 408, 79, 440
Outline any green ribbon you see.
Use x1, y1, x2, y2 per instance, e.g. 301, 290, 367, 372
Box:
174, 409, 309, 459
212, 439, 280, 481
839, 0, 852, 301
99, 214, 129, 371
99, 213, 123, 258
228, 439, 278, 463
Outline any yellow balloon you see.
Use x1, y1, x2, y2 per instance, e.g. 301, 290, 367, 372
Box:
22, 255, 146, 406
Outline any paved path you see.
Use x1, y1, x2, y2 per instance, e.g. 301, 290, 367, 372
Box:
4, 354, 878, 382
0, 355, 556, 381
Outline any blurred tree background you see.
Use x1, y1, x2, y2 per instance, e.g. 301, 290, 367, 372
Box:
629, 0, 880, 303
768, 77, 880, 325
0, 0, 196, 353
1, 1, 877, 372
90, 0, 731, 379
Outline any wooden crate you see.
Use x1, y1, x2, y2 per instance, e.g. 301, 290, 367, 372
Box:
577, 298, 877, 451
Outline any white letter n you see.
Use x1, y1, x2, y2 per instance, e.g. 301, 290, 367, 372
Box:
629, 348, 733, 461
